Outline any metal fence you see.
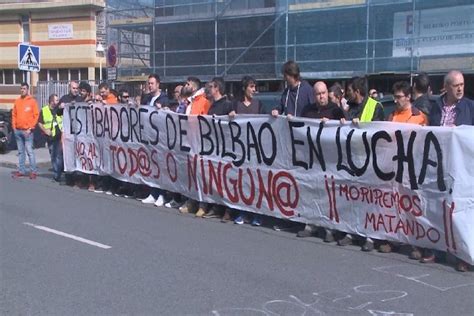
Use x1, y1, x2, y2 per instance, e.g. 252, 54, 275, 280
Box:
36, 81, 99, 106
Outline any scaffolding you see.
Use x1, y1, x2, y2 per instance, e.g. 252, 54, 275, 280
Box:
106, 0, 474, 83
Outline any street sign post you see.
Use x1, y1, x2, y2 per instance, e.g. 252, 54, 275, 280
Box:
18, 43, 40, 72
107, 67, 117, 81
107, 44, 117, 67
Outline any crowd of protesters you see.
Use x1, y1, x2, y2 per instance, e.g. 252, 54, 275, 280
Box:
10, 60, 474, 272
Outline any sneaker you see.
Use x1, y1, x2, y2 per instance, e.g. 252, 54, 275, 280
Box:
94, 188, 104, 193
114, 187, 130, 198
165, 200, 182, 209
88, 184, 95, 192
234, 215, 245, 225
324, 229, 335, 243
105, 190, 113, 195
142, 194, 156, 204
337, 235, 353, 246
11, 171, 26, 178
456, 260, 470, 272
221, 209, 233, 223
179, 204, 190, 214
361, 238, 374, 252
195, 208, 206, 218
203, 209, 219, 218
378, 242, 392, 253
297, 229, 314, 238
29, 172, 37, 180
420, 250, 436, 263
409, 247, 422, 260
251, 216, 262, 226
134, 193, 146, 201
154, 195, 165, 207
273, 223, 294, 232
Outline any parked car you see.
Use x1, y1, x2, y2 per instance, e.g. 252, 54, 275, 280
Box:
0, 109, 13, 153
378, 94, 396, 118
254, 92, 281, 114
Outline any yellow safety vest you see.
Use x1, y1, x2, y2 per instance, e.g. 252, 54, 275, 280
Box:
41, 105, 63, 137
360, 97, 379, 122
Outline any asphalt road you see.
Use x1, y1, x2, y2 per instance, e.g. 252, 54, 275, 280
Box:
1, 166, 473, 315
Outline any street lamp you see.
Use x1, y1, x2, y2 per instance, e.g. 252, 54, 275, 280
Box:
96, 42, 105, 82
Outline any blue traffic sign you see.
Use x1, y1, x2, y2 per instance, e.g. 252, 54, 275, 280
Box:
18, 43, 40, 72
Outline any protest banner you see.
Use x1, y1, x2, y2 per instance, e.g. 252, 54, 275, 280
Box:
63, 103, 474, 264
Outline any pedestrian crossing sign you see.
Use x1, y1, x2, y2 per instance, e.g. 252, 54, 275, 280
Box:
18, 43, 40, 72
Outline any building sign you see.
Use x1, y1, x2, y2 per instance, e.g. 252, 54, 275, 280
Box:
393, 5, 474, 57
18, 43, 40, 72
48, 24, 73, 39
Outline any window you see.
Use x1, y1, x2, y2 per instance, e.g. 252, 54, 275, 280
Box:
14, 70, 25, 84
70, 69, 79, 80
4, 70, 13, 84
49, 69, 58, 81
36, 69, 88, 82
59, 69, 69, 81
80, 68, 89, 80
21, 15, 30, 42
39, 69, 47, 81
0, 70, 25, 84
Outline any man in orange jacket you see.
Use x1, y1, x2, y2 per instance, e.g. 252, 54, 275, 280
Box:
98, 82, 118, 104
184, 76, 210, 115
12, 82, 39, 179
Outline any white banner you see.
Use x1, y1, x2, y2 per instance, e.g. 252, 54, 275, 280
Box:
393, 5, 474, 57
63, 103, 474, 264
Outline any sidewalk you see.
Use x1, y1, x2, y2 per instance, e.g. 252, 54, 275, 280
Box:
0, 146, 51, 169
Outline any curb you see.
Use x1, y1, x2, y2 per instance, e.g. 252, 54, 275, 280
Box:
0, 161, 51, 169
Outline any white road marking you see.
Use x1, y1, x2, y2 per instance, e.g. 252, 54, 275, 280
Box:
23, 222, 112, 249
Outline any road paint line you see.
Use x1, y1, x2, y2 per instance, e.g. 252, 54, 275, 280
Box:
23, 222, 112, 249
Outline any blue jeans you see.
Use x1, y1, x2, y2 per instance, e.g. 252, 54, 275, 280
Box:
48, 138, 63, 180
14, 129, 37, 174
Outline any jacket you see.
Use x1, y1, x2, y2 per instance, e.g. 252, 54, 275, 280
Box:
429, 95, 474, 126
12, 95, 39, 130
347, 96, 385, 121
141, 92, 169, 108
188, 89, 211, 115
279, 80, 315, 117
104, 93, 118, 104
208, 96, 233, 116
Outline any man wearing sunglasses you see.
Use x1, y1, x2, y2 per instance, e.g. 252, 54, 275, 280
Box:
118, 89, 132, 105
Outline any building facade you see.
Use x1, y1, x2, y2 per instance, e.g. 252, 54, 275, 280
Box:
0, 0, 106, 110
107, 0, 473, 94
